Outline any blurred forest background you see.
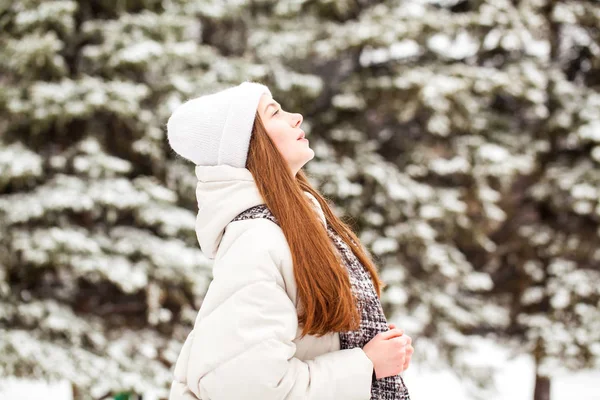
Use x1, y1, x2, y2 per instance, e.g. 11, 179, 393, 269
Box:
0, 0, 599, 399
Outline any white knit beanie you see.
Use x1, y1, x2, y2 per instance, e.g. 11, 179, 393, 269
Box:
166, 81, 272, 167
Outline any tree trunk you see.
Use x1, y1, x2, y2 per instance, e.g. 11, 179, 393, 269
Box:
533, 373, 551, 400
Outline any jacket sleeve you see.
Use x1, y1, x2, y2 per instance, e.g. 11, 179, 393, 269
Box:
184, 227, 374, 400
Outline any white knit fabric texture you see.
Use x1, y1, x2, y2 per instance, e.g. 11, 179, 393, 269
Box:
166, 81, 272, 167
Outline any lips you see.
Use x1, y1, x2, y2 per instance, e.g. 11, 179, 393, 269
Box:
297, 131, 305, 140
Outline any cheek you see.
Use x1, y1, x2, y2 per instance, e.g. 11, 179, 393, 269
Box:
278, 137, 297, 156
269, 125, 293, 149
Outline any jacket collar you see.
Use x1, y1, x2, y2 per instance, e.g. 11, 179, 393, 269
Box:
194, 164, 326, 259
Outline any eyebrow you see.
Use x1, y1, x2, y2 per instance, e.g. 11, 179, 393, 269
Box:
264, 101, 280, 115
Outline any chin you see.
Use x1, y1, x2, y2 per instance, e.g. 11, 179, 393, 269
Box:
303, 151, 315, 164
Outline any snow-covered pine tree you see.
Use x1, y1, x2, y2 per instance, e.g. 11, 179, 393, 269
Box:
0, 0, 273, 398
286, 1, 599, 400
0, 0, 342, 397
1, 0, 598, 399
481, 2, 600, 400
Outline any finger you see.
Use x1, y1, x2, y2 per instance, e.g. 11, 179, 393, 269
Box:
388, 323, 396, 329
392, 336, 408, 346
402, 356, 411, 370
380, 328, 404, 340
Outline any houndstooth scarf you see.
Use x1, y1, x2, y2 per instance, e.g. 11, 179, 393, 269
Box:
231, 204, 410, 400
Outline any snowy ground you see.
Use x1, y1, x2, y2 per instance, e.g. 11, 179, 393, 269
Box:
0, 377, 73, 400
1, 338, 598, 400
404, 358, 600, 400
403, 338, 600, 400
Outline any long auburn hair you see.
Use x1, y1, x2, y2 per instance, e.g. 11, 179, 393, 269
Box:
246, 110, 386, 338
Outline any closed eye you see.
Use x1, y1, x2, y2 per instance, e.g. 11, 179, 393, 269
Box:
273, 109, 279, 116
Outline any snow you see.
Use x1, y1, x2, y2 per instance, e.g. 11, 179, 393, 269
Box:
2, 338, 598, 400
477, 143, 510, 163
463, 272, 494, 291
371, 237, 399, 255
389, 40, 422, 60
0, 378, 73, 400
427, 31, 480, 60
400, 337, 600, 400
384, 286, 409, 305
419, 204, 444, 219
119, 40, 164, 63
359, 40, 422, 66
430, 156, 471, 175
3, 0, 600, 398
0, 142, 43, 180
521, 286, 545, 305
579, 121, 600, 142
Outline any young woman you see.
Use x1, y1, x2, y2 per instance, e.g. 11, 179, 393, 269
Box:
166, 81, 413, 400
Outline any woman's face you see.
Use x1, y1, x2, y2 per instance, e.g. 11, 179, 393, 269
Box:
257, 93, 314, 176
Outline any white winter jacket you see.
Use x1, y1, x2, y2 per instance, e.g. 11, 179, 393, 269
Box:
168, 164, 374, 400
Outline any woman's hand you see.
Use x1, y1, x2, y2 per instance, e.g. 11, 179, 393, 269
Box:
363, 327, 407, 379
389, 323, 413, 372
363, 323, 414, 380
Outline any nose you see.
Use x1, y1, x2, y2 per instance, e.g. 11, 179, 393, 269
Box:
293, 113, 303, 128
